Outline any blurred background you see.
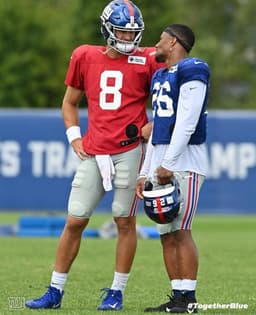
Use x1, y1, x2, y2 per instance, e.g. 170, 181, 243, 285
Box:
0, 0, 256, 234
1, 0, 256, 109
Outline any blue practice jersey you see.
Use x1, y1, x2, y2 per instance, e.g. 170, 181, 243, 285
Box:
151, 57, 210, 145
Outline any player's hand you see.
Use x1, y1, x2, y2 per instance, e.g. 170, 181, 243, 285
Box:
136, 177, 147, 199
141, 121, 152, 142
156, 166, 173, 185
71, 138, 91, 160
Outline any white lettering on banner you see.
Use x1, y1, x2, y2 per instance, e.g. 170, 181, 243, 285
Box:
0, 141, 20, 176
28, 141, 79, 177
45, 142, 66, 177
27, 141, 45, 176
208, 142, 256, 179
1, 140, 255, 180
239, 143, 256, 178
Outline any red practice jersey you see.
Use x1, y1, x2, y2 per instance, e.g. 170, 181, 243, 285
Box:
65, 45, 162, 154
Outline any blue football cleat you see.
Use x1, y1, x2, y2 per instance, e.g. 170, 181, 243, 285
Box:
97, 288, 123, 311
25, 286, 64, 309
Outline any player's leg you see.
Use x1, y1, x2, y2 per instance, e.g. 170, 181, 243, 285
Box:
114, 216, 137, 273
144, 172, 204, 313
173, 230, 198, 279
160, 230, 198, 285
25, 158, 105, 309
171, 172, 204, 308
97, 216, 137, 311
160, 232, 178, 279
113, 143, 144, 275
97, 144, 144, 311
53, 215, 89, 273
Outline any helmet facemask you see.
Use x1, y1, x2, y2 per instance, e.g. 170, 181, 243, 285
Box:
106, 23, 143, 54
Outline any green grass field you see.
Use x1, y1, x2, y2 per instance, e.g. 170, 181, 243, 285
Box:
0, 213, 255, 315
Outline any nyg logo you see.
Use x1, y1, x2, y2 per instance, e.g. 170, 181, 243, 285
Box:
102, 5, 113, 19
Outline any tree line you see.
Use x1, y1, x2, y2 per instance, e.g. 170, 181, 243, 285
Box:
0, 0, 255, 109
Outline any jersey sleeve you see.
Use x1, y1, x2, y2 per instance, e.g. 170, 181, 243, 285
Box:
177, 58, 210, 87
161, 80, 207, 170
64, 45, 87, 90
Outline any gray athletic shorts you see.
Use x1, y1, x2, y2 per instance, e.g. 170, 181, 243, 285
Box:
68, 143, 145, 218
157, 171, 205, 235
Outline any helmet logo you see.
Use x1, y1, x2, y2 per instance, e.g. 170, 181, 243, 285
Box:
102, 5, 113, 20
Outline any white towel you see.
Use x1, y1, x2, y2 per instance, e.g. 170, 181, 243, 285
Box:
95, 155, 115, 191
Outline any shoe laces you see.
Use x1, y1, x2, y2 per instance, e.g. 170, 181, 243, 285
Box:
99, 288, 111, 299
164, 293, 176, 308
167, 293, 175, 302
32, 286, 53, 303
39, 286, 61, 304
99, 288, 121, 302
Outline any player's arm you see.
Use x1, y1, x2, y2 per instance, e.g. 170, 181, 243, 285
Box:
159, 80, 207, 177
136, 132, 153, 199
141, 121, 152, 141
62, 86, 89, 160
62, 85, 83, 128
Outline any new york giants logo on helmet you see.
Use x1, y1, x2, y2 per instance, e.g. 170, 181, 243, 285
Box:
100, 0, 144, 54
143, 179, 181, 224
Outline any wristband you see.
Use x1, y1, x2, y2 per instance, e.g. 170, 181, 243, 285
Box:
66, 126, 81, 144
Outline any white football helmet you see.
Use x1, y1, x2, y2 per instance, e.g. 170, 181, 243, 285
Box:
143, 179, 181, 224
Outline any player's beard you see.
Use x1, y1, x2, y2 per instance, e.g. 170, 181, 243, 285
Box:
155, 53, 167, 63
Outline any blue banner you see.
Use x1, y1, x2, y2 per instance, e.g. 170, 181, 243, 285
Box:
0, 109, 255, 213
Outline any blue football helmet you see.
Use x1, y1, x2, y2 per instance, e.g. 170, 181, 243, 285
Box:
100, 0, 144, 54
143, 179, 181, 224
